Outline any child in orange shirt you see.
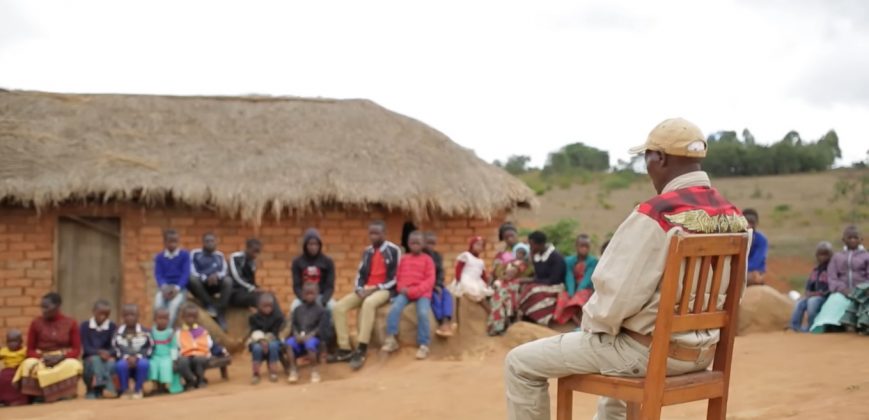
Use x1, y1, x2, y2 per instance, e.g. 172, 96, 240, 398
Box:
176, 304, 214, 389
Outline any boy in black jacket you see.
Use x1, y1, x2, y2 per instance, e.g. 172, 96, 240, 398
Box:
290, 229, 336, 311
330, 221, 401, 370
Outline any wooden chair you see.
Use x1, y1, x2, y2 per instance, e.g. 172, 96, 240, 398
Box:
556, 232, 749, 420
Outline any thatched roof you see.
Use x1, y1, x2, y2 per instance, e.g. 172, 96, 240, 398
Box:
0, 90, 536, 222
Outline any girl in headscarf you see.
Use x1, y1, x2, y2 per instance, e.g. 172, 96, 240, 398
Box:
487, 243, 535, 335
450, 237, 493, 302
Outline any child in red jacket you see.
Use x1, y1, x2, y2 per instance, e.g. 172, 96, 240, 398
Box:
381, 231, 435, 360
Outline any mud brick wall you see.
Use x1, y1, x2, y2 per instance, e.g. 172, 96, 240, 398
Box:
0, 203, 505, 339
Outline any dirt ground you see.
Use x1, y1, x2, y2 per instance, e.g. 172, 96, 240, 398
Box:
4, 330, 868, 420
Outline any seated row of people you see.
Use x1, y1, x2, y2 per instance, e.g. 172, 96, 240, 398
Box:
0, 293, 226, 405
791, 225, 868, 333
154, 228, 337, 331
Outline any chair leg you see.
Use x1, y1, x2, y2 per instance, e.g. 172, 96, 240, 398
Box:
707, 397, 726, 420
626, 402, 642, 420
556, 379, 573, 420
220, 366, 228, 380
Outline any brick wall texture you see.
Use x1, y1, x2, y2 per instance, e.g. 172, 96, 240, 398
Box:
0, 203, 505, 339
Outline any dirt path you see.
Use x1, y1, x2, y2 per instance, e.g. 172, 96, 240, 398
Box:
5, 332, 868, 419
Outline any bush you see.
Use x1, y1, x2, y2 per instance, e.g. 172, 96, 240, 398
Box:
520, 219, 580, 256
602, 170, 642, 192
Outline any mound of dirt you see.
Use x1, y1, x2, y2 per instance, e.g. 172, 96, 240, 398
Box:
499, 321, 559, 349
371, 297, 500, 360
738, 285, 795, 335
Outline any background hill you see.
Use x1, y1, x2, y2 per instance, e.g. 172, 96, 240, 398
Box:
515, 168, 869, 292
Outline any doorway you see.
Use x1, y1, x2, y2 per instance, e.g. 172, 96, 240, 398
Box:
57, 216, 121, 321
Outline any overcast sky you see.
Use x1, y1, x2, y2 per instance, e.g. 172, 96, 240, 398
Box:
2, 0, 867, 167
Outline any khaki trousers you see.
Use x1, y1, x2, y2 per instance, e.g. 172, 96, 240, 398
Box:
333, 290, 391, 350
504, 331, 713, 420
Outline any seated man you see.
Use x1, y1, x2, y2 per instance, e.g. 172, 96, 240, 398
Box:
504, 118, 749, 420
187, 232, 231, 330
331, 220, 401, 370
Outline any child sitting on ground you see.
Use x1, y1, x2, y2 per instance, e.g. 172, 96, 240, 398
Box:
381, 231, 436, 360
148, 308, 183, 394
248, 293, 284, 384
791, 242, 833, 332
0, 329, 28, 406
112, 304, 153, 399
424, 232, 454, 337
286, 282, 327, 384
79, 299, 117, 399
553, 234, 598, 325
176, 304, 214, 389
451, 236, 492, 303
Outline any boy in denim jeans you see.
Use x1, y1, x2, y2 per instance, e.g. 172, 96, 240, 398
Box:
381, 231, 435, 360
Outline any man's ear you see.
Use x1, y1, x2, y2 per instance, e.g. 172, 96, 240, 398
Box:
658, 152, 669, 168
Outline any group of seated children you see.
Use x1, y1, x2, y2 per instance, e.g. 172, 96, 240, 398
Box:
791, 225, 868, 333
0, 293, 229, 406
246, 283, 327, 385
82, 301, 227, 399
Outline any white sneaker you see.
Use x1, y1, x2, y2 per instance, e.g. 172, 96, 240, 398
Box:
132, 392, 143, 400
381, 336, 400, 353
288, 370, 299, 384
415, 345, 430, 360
310, 371, 322, 384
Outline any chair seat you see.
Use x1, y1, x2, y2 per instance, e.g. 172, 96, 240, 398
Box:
559, 370, 725, 406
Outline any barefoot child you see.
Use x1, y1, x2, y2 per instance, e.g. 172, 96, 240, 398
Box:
176, 304, 214, 389
424, 232, 454, 337
451, 236, 492, 302
148, 308, 183, 394
0, 330, 28, 406
286, 282, 327, 384
113, 304, 153, 399
79, 299, 116, 399
382, 231, 436, 359
248, 293, 284, 384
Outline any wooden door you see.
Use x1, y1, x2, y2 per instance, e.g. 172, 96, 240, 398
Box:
57, 217, 121, 321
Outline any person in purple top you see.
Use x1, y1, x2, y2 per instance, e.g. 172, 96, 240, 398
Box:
153, 229, 191, 327
828, 225, 869, 294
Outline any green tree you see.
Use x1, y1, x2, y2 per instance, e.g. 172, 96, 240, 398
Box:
742, 128, 756, 145
544, 142, 609, 174
502, 155, 532, 175
704, 129, 839, 177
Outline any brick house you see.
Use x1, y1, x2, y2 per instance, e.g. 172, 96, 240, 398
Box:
0, 90, 535, 339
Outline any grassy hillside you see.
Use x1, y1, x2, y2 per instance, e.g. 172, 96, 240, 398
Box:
515, 169, 869, 291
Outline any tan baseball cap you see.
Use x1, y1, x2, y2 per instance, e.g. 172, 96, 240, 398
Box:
629, 118, 707, 158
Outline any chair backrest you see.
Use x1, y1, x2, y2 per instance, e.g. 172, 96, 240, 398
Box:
645, 232, 749, 383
